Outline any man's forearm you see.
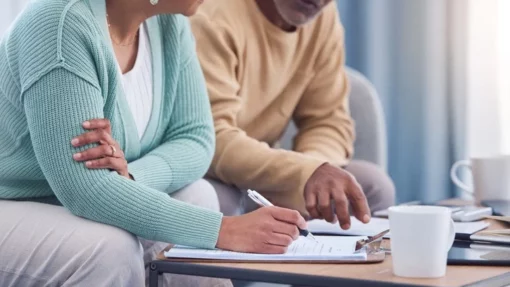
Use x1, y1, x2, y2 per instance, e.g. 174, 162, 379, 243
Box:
294, 126, 353, 166
293, 107, 354, 166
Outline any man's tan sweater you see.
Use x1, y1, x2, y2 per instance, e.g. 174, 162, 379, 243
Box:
191, 0, 354, 213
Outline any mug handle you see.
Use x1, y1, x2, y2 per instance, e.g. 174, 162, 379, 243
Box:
446, 218, 456, 252
450, 160, 474, 194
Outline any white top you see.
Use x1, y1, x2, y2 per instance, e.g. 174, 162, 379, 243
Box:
122, 24, 153, 140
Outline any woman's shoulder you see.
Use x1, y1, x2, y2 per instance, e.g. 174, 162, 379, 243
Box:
3, 0, 102, 90
9, 0, 96, 40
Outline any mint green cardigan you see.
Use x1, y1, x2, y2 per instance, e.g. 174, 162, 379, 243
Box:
0, 0, 222, 248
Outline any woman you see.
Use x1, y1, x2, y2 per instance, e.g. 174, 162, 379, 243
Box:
0, 0, 307, 286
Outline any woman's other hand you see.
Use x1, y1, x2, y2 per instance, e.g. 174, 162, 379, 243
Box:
216, 206, 308, 254
71, 119, 131, 179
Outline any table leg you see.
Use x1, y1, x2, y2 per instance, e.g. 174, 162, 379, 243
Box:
149, 262, 159, 287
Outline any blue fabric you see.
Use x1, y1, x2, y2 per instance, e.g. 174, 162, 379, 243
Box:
336, 0, 466, 203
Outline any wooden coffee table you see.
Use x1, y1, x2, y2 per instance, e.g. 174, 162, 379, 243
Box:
149, 213, 510, 287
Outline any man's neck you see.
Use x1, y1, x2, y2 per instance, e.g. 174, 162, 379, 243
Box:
254, 0, 295, 32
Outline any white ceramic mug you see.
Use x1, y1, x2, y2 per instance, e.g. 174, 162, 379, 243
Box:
389, 206, 455, 278
450, 155, 510, 203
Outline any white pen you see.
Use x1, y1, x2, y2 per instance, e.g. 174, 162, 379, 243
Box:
248, 189, 318, 243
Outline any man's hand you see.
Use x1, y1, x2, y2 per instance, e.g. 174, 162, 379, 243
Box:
304, 163, 370, 229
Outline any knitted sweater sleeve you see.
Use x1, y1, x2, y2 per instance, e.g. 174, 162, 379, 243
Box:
128, 18, 215, 193
23, 67, 222, 248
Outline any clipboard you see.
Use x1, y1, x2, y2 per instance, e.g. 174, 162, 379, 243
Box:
156, 239, 386, 264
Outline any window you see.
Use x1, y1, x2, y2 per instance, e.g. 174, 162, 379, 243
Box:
499, 0, 510, 152
467, 0, 510, 156
0, 1, 29, 36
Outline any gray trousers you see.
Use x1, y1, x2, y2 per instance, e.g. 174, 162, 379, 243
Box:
208, 160, 396, 216
0, 180, 232, 287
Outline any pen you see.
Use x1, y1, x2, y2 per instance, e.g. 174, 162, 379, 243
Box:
247, 189, 319, 243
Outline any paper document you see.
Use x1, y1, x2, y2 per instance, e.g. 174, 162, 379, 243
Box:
308, 217, 390, 237
308, 217, 490, 238
453, 221, 491, 235
485, 216, 510, 224
164, 236, 367, 261
471, 229, 510, 244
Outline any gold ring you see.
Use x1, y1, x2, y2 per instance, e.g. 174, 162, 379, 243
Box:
109, 145, 117, 157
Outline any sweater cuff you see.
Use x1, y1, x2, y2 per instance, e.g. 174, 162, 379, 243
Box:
298, 157, 328, 196
266, 157, 326, 216
292, 156, 329, 216
156, 199, 223, 249
301, 149, 349, 168
128, 155, 173, 192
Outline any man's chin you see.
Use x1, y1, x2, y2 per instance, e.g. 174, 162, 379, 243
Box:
285, 15, 314, 27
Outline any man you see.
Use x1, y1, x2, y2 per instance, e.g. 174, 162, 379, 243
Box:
191, 0, 395, 228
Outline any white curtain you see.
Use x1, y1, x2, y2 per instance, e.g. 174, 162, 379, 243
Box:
501, 0, 510, 151
336, 0, 468, 202
0, 1, 29, 36
466, 0, 510, 157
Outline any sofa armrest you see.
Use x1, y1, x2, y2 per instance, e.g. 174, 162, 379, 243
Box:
346, 67, 388, 170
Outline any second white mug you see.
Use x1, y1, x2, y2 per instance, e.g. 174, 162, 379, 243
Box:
450, 155, 510, 203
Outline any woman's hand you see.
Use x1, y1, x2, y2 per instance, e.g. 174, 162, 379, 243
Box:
71, 119, 131, 179
216, 206, 308, 254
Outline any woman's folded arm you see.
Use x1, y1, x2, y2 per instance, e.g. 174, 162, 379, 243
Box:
23, 67, 222, 249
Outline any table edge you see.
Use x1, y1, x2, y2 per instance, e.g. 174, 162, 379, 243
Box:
149, 261, 432, 287
463, 272, 510, 287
